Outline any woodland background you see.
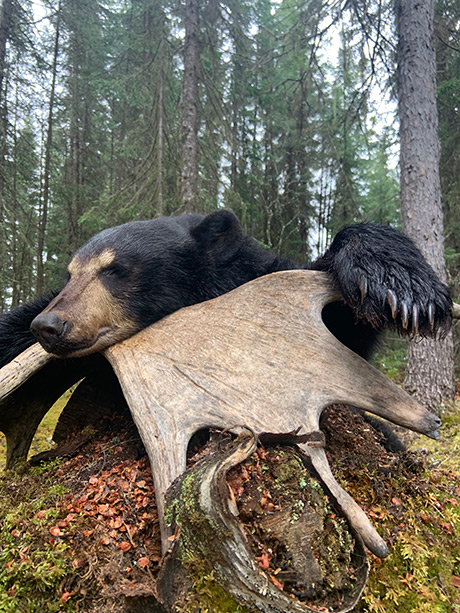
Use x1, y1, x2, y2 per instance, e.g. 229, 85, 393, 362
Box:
0, 3, 460, 609
0, 0, 459, 358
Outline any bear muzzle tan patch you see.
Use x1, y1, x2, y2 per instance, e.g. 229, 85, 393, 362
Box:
30, 250, 139, 357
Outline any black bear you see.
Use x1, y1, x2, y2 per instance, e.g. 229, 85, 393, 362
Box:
0, 209, 452, 368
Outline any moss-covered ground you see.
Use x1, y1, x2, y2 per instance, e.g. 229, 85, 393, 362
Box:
0, 371, 459, 611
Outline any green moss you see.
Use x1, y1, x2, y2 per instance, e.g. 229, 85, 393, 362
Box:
0, 462, 74, 612
166, 458, 256, 613
407, 401, 460, 473
175, 567, 255, 613
347, 462, 460, 612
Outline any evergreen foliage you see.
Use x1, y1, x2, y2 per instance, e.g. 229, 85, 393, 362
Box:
0, 0, 406, 300
0, 0, 456, 345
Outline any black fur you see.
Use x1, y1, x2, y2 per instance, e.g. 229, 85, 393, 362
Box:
0, 293, 58, 367
0, 211, 452, 369
313, 223, 451, 336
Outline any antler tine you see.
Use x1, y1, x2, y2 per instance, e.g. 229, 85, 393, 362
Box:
0, 343, 52, 403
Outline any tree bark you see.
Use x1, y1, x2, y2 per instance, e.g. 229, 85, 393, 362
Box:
157, 36, 164, 216
0, 0, 12, 102
0, 0, 13, 300
396, 0, 455, 412
37, 0, 61, 295
181, 0, 199, 212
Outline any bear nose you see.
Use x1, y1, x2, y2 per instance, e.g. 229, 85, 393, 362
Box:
30, 313, 67, 349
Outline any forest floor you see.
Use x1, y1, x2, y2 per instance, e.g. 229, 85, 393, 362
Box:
0, 385, 459, 611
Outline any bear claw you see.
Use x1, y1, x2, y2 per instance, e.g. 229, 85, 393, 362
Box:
428, 302, 436, 331
412, 304, 419, 334
386, 289, 398, 319
400, 302, 409, 330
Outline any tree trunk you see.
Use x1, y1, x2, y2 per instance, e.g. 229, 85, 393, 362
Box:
157, 36, 164, 217
37, 0, 61, 295
181, 0, 199, 212
0, 0, 12, 100
10, 81, 19, 307
396, 0, 455, 412
0, 0, 13, 302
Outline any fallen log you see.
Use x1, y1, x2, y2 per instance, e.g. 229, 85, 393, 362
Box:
0, 270, 443, 611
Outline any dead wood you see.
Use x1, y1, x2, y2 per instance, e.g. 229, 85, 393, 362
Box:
0, 342, 52, 402
157, 432, 369, 613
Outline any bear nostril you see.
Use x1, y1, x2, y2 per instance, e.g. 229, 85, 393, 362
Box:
30, 313, 67, 346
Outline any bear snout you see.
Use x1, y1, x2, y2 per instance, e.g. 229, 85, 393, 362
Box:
30, 312, 68, 351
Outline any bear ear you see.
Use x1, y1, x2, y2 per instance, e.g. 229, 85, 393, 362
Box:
190, 210, 243, 256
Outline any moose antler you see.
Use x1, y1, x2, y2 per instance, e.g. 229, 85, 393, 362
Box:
0, 343, 51, 402
101, 270, 439, 558
0, 271, 441, 560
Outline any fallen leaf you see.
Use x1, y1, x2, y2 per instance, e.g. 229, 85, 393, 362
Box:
137, 557, 149, 568
83, 528, 94, 536
256, 551, 271, 570
269, 574, 284, 590
49, 526, 62, 537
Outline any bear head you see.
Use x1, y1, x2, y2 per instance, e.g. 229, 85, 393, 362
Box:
30, 210, 250, 357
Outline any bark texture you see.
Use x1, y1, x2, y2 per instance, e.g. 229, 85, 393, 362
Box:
37, 0, 61, 294
181, 0, 199, 212
0, 0, 12, 281
396, 0, 455, 411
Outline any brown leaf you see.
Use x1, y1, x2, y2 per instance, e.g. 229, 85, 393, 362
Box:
83, 529, 95, 537
269, 574, 284, 590
61, 591, 72, 603
137, 557, 149, 568
49, 526, 62, 537
256, 551, 271, 570
452, 575, 460, 588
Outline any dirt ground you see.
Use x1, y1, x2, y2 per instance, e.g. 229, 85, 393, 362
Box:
0, 401, 459, 612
